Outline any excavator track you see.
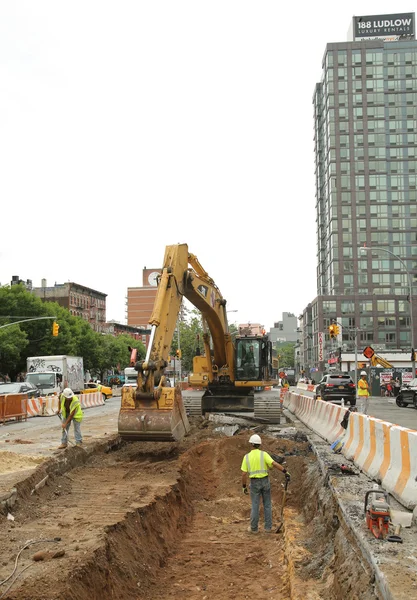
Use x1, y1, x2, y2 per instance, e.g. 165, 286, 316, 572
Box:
253, 390, 282, 423
183, 392, 204, 417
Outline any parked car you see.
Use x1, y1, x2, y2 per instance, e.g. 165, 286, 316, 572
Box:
314, 373, 356, 405
395, 378, 417, 408
0, 382, 41, 399
80, 382, 113, 400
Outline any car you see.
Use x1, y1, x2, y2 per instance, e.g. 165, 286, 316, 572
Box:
314, 373, 356, 405
0, 382, 41, 399
395, 378, 417, 408
80, 382, 113, 400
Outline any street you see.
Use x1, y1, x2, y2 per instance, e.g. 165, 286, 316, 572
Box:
297, 387, 417, 430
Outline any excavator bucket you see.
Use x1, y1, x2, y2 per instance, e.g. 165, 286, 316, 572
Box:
118, 385, 191, 442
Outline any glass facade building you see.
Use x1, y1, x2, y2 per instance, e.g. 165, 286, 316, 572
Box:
303, 36, 417, 374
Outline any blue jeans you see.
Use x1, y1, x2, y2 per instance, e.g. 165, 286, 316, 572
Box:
250, 477, 272, 531
61, 420, 82, 444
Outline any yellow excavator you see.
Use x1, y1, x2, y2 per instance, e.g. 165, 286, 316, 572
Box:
118, 243, 280, 442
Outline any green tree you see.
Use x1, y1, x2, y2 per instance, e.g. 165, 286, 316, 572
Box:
0, 285, 146, 380
170, 308, 204, 373
275, 342, 296, 368
0, 326, 29, 380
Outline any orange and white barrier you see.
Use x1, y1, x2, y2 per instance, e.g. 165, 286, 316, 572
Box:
80, 392, 105, 409
40, 395, 60, 416
27, 397, 43, 418
285, 391, 417, 509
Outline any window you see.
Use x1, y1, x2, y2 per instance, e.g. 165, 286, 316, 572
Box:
377, 300, 395, 312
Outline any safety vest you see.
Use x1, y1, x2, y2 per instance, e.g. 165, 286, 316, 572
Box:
97, 384, 102, 392
244, 450, 270, 479
358, 379, 370, 397
60, 395, 83, 422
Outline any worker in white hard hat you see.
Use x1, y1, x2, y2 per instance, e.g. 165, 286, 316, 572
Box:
96, 380, 102, 393
241, 434, 290, 534
358, 370, 370, 415
57, 387, 84, 449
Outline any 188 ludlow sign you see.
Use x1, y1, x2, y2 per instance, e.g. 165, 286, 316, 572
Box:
354, 12, 415, 41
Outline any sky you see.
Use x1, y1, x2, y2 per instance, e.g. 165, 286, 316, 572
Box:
0, 1, 411, 330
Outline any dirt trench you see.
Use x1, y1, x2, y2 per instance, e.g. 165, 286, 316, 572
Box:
0, 428, 379, 600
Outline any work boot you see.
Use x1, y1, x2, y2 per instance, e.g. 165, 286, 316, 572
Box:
76, 442, 83, 447
247, 526, 259, 534
58, 443, 67, 449
265, 529, 274, 534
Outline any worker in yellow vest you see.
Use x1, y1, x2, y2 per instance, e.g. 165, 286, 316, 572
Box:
358, 371, 370, 415
57, 387, 83, 448
96, 380, 102, 392
241, 434, 290, 533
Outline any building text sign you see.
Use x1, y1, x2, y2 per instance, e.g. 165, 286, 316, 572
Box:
354, 13, 415, 41
318, 332, 323, 362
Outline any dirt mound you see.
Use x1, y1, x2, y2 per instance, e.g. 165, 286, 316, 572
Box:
0, 451, 45, 474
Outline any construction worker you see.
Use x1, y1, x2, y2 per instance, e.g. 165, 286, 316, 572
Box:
57, 387, 83, 448
96, 380, 102, 392
358, 371, 370, 415
241, 434, 290, 533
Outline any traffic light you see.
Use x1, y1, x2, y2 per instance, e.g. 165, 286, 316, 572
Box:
329, 323, 340, 338
52, 321, 59, 337
176, 349, 182, 359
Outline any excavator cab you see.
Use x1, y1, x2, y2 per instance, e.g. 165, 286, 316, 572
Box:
235, 336, 273, 382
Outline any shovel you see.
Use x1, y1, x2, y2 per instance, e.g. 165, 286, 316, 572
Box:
276, 477, 289, 533
58, 414, 75, 447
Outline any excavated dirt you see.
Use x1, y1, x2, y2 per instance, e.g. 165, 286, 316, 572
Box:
0, 452, 45, 473
0, 421, 379, 600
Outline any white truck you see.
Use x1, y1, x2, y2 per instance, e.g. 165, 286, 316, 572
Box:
123, 366, 138, 387
26, 355, 85, 396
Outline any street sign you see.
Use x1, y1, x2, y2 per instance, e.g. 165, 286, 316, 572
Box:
279, 371, 286, 378
363, 346, 375, 359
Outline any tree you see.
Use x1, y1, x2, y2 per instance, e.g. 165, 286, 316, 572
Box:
275, 342, 296, 368
0, 326, 29, 380
171, 310, 204, 373
0, 285, 145, 380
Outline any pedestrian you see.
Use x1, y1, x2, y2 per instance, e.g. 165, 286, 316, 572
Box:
57, 387, 83, 448
358, 371, 370, 415
241, 434, 291, 534
393, 377, 401, 397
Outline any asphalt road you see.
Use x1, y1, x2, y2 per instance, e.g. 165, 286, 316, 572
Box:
0, 396, 121, 458
296, 387, 417, 430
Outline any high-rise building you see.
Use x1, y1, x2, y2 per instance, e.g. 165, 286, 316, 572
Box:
302, 12, 417, 376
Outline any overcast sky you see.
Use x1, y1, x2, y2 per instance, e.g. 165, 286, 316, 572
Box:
0, 1, 410, 330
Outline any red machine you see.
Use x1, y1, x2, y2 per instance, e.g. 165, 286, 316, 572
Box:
364, 490, 390, 539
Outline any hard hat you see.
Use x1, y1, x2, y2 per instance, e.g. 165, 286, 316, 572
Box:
361, 371, 367, 376
96, 380, 101, 384
63, 387, 74, 398
249, 434, 262, 445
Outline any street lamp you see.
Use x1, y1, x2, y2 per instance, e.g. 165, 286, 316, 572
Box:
361, 246, 415, 376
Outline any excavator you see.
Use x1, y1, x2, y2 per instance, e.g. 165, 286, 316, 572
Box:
118, 243, 281, 443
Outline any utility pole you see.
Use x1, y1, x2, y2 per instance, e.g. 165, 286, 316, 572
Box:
177, 323, 182, 383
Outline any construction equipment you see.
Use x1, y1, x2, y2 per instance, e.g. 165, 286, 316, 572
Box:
364, 490, 390, 539
118, 243, 280, 442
